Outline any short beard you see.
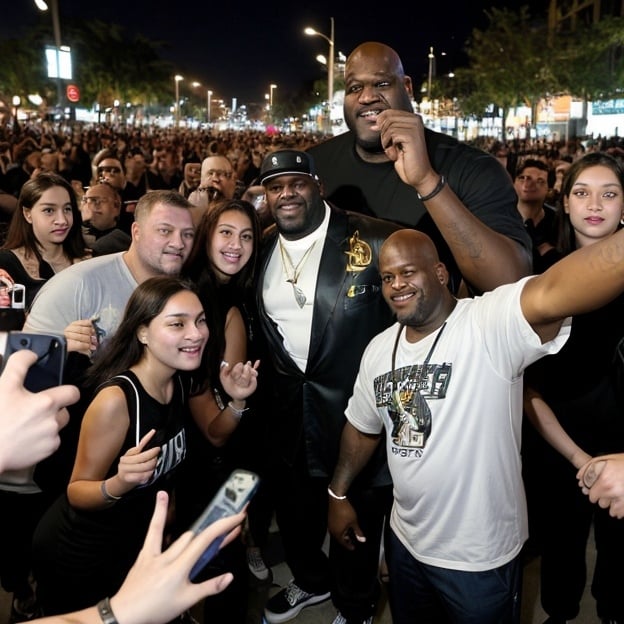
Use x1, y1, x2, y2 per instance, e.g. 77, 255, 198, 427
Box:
355, 133, 385, 154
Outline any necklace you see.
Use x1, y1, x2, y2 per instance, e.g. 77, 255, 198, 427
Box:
391, 321, 447, 406
278, 239, 317, 308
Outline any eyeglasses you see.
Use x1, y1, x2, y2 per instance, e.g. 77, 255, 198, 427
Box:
97, 166, 121, 175
81, 196, 110, 207
204, 169, 233, 180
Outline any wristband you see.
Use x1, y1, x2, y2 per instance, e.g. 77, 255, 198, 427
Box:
328, 485, 347, 501
417, 175, 446, 202
227, 400, 249, 419
101, 480, 122, 503
97, 597, 119, 624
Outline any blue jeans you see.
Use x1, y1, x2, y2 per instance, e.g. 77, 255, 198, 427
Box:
385, 528, 522, 623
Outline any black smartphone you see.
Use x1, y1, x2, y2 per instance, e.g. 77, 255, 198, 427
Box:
189, 469, 260, 581
1, 332, 66, 392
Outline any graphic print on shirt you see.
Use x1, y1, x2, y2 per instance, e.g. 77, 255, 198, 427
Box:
375, 362, 452, 449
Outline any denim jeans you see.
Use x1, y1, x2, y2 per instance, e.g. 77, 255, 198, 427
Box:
385, 528, 522, 623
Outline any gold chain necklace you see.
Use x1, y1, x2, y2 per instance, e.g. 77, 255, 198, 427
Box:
278, 239, 317, 308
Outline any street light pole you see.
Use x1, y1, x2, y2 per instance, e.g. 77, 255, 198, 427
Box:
427, 46, 435, 99
34, 0, 64, 110
207, 90, 212, 124
304, 17, 335, 131
174, 74, 183, 127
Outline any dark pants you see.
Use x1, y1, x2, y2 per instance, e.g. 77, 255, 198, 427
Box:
385, 528, 522, 624
538, 451, 624, 621
269, 453, 392, 622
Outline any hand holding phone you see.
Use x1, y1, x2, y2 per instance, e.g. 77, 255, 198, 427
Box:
189, 469, 260, 581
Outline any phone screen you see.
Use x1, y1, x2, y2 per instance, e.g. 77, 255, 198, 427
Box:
189, 469, 260, 581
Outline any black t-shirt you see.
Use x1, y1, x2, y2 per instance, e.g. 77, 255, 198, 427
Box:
308, 128, 531, 292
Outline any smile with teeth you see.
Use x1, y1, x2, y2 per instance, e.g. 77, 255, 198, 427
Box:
360, 110, 382, 118
180, 345, 202, 354
392, 292, 414, 302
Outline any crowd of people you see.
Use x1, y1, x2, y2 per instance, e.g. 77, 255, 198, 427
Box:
1, 39, 624, 624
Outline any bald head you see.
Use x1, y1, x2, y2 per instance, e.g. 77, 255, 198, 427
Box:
380, 229, 440, 270
345, 42, 406, 80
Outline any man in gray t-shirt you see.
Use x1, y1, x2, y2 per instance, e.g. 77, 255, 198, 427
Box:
25, 190, 195, 356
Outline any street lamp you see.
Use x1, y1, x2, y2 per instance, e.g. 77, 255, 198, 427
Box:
12, 96, 21, 131
304, 17, 335, 112
207, 89, 213, 124
34, 0, 64, 109
174, 74, 183, 127
427, 46, 435, 99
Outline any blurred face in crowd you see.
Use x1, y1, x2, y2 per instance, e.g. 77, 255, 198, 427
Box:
514, 166, 549, 204
199, 156, 236, 200
183, 163, 201, 191
565, 164, 624, 248
263, 173, 325, 240
343, 42, 414, 154
97, 157, 126, 190
125, 152, 147, 180
81, 183, 121, 231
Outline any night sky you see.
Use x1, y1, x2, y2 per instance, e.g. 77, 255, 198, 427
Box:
2, 0, 545, 105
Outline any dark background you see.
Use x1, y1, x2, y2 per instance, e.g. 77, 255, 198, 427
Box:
2, 1, 544, 103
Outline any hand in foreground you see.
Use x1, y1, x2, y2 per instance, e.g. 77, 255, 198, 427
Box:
219, 359, 260, 402
577, 455, 624, 518
0, 350, 79, 472
375, 109, 437, 191
31, 490, 245, 624
328, 495, 367, 551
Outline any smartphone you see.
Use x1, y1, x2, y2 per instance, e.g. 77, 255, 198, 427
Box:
189, 469, 260, 581
0, 332, 67, 493
1, 332, 66, 392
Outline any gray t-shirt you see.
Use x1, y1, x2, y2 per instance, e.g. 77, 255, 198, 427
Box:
24, 252, 137, 345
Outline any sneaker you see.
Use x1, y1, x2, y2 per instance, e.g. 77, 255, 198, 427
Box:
332, 612, 374, 624
247, 546, 271, 582
264, 580, 330, 623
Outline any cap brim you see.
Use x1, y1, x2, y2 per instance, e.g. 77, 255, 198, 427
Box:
260, 171, 315, 185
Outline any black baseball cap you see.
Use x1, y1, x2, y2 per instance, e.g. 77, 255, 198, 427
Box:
258, 150, 317, 185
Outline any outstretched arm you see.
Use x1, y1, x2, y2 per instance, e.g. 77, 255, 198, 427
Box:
32, 491, 244, 624
521, 227, 624, 343
377, 109, 531, 292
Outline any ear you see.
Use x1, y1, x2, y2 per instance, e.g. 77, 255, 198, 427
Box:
23, 207, 33, 224
435, 262, 449, 286
137, 327, 148, 345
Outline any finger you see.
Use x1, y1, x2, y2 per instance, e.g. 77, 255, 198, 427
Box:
40, 384, 81, 409
3, 349, 39, 384
598, 496, 611, 509
583, 460, 605, 488
136, 429, 157, 451
141, 491, 169, 555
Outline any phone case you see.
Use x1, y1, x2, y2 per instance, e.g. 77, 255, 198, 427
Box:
189, 469, 260, 580
3, 332, 66, 392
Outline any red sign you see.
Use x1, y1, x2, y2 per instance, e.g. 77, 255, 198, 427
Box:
66, 84, 80, 103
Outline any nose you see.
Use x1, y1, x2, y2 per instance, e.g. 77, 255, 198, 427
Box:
358, 84, 382, 103
168, 230, 185, 249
